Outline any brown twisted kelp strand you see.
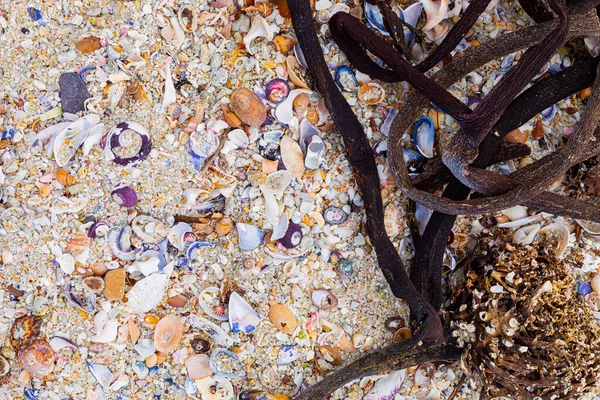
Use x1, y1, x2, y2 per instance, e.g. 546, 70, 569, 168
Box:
288, 0, 444, 344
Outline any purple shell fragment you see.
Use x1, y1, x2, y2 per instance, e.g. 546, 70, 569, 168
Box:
579, 281, 593, 296
87, 221, 108, 238
111, 185, 138, 208
279, 221, 303, 249
105, 121, 152, 166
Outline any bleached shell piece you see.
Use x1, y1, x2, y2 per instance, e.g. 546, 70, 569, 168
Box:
126, 273, 169, 313
196, 375, 234, 400
38, 121, 71, 142
504, 206, 529, 221
168, 222, 193, 251
236, 223, 265, 252
56, 253, 75, 274
384, 203, 404, 238
275, 89, 311, 125
108, 70, 131, 83
90, 319, 118, 343
421, 0, 448, 30
188, 314, 234, 347
243, 16, 274, 55
108, 82, 127, 108
169, 15, 186, 48
576, 219, 600, 235
447, 0, 462, 17
280, 135, 305, 179
299, 118, 320, 152
263, 192, 280, 225
132, 250, 165, 276
363, 370, 406, 400
305, 136, 325, 170
260, 170, 292, 195
539, 222, 570, 258
424, 24, 448, 45
82, 123, 104, 156
183, 188, 202, 205
161, 60, 177, 112
228, 292, 261, 334
286, 55, 309, 89
271, 214, 290, 241
512, 224, 541, 245
132, 215, 169, 244
178, 5, 198, 32
53, 114, 100, 167
497, 214, 542, 229
198, 287, 228, 321
220, 129, 249, 154
87, 362, 114, 390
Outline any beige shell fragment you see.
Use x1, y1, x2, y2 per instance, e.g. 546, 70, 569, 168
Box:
280, 135, 305, 179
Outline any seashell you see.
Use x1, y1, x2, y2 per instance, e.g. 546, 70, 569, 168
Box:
216, 216, 234, 237
421, 0, 448, 30
363, 370, 406, 400
48, 336, 78, 353
188, 315, 234, 348
591, 274, 600, 294
424, 24, 448, 45
221, 129, 249, 154
199, 287, 229, 321
210, 348, 247, 378
55, 169, 76, 186
380, 108, 398, 137
264, 191, 280, 225
0, 355, 9, 377
83, 276, 105, 293
66, 231, 91, 253
111, 184, 138, 208
228, 292, 262, 334
305, 136, 325, 169
269, 303, 297, 333
167, 294, 189, 308
246, 2, 272, 17
505, 128, 529, 144
56, 253, 75, 275
107, 81, 127, 108
413, 117, 435, 158
401, 3, 424, 45
323, 207, 347, 225
260, 170, 292, 196
128, 320, 141, 344
11, 315, 43, 349
134, 338, 155, 358
104, 121, 152, 166
538, 223, 570, 258
358, 82, 386, 105
126, 273, 170, 314
132, 250, 168, 276
18, 340, 57, 379
154, 315, 184, 353
263, 130, 284, 143
190, 130, 220, 163
191, 337, 211, 354
107, 226, 139, 260
364, 1, 388, 35
243, 16, 274, 54
168, 222, 195, 252
87, 362, 114, 389
542, 104, 558, 121
266, 78, 291, 104
178, 5, 198, 32
512, 223, 541, 245
577, 219, 600, 235
53, 114, 100, 167
275, 88, 311, 125
64, 281, 96, 313
230, 89, 267, 127
311, 289, 338, 310
503, 206, 529, 221
196, 375, 234, 400
403, 148, 428, 174
236, 223, 265, 252
91, 319, 118, 343
271, 214, 290, 242
299, 118, 320, 152
132, 215, 169, 244
286, 56, 309, 89
273, 35, 297, 53
279, 221, 303, 248
278, 344, 300, 365
373, 140, 388, 156
186, 354, 212, 379
384, 203, 404, 238
293, 92, 310, 115
335, 66, 360, 92
320, 345, 342, 366
88, 221, 108, 238
280, 135, 305, 179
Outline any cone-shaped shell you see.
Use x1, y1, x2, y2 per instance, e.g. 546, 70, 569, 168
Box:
230, 89, 267, 127
154, 315, 184, 353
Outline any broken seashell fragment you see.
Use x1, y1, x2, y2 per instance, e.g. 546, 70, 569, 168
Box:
154, 315, 184, 353
311, 289, 338, 310
230, 89, 267, 127
357, 82, 386, 105
243, 16, 274, 54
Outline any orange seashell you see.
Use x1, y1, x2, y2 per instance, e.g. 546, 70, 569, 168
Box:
222, 106, 242, 128
305, 108, 319, 125
286, 56, 309, 89
36, 182, 52, 198
55, 169, 76, 186
128, 319, 141, 344
184, 103, 205, 134
338, 332, 357, 353
11, 315, 43, 349
275, 0, 291, 18
90, 262, 109, 277
65, 231, 91, 254
215, 216, 233, 237
156, 352, 167, 365
293, 93, 310, 115
358, 82, 386, 105
280, 135, 304, 179
393, 327, 412, 342
185, 354, 212, 379
505, 128, 529, 144
580, 87, 592, 100
532, 119, 544, 139
18, 340, 57, 379
246, 2, 272, 16
75, 36, 102, 54
230, 89, 267, 127
319, 345, 343, 366
166, 294, 189, 308
262, 158, 279, 174
154, 315, 184, 353
273, 35, 297, 53
143, 314, 160, 330
269, 303, 297, 334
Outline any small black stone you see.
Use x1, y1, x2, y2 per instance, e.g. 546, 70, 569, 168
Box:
59, 72, 90, 114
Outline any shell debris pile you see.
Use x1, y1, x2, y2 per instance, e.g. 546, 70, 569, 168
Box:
0, 0, 595, 399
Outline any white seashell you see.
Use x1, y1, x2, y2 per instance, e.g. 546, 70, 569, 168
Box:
384, 203, 404, 238
280, 135, 305, 179
538, 222, 570, 258
161, 60, 177, 113
421, 0, 448, 30
576, 219, 600, 235
305, 136, 324, 170
134, 338, 156, 358
168, 222, 193, 251
591, 274, 600, 293
108, 70, 131, 83
188, 314, 234, 347
363, 370, 406, 400
90, 319, 119, 343
126, 273, 170, 313
228, 292, 262, 334
108, 81, 127, 108
275, 89, 311, 125
260, 170, 292, 195
196, 375, 234, 400
38, 121, 71, 142
198, 287, 228, 321
169, 15, 186, 48
271, 214, 290, 241
243, 16, 274, 55
132, 252, 162, 276
82, 123, 104, 156
264, 192, 280, 225
183, 188, 202, 205
512, 223, 541, 245
497, 214, 543, 229
50, 196, 88, 214
132, 215, 169, 244
504, 206, 529, 221
53, 114, 100, 167
447, 0, 462, 17
424, 24, 448, 45
178, 5, 198, 32
87, 362, 114, 390
236, 223, 265, 252
415, 203, 431, 235
56, 253, 75, 274
220, 129, 249, 154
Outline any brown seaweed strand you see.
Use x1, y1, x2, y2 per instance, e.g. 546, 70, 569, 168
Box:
288, 0, 444, 344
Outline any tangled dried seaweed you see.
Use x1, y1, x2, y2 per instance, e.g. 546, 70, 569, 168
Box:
455, 246, 600, 399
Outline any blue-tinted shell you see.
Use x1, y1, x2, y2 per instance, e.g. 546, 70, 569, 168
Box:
294, 44, 308, 69
299, 118, 320, 152
186, 241, 214, 260
578, 281, 593, 296
373, 140, 388, 156
209, 348, 247, 378
107, 226, 140, 260
236, 223, 265, 252
27, 7, 43, 21
335, 66, 360, 92
541, 105, 557, 121
413, 117, 435, 158
380, 108, 398, 137
403, 148, 427, 173
87, 362, 114, 389
364, 1, 389, 35
228, 292, 261, 335
400, 3, 423, 47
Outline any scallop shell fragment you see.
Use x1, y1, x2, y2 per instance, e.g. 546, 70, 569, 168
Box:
230, 89, 267, 127
186, 354, 212, 379
154, 315, 184, 353
178, 5, 198, 32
